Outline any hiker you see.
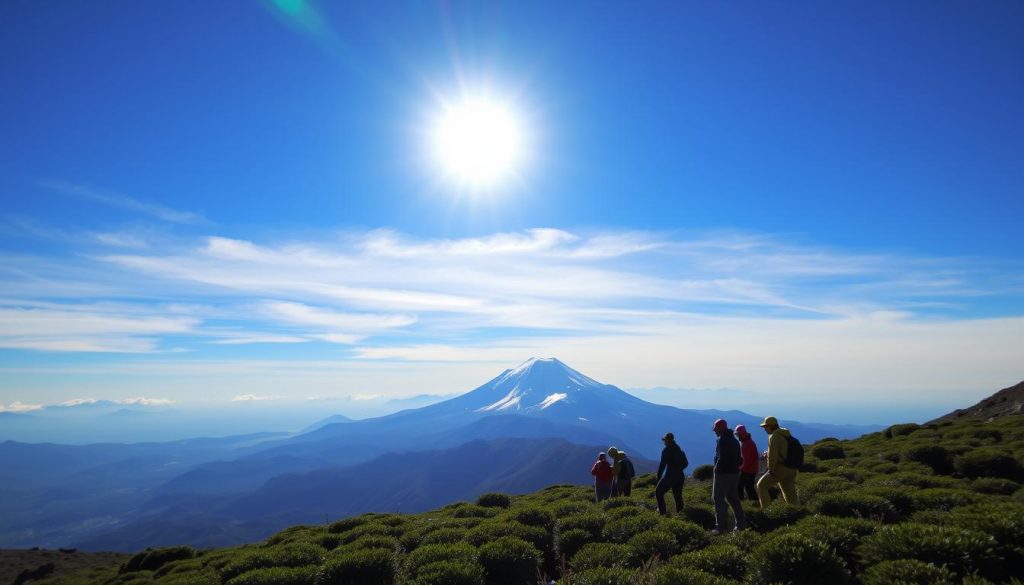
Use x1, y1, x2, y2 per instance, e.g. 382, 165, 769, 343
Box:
591, 452, 613, 502
655, 432, 688, 515
607, 446, 623, 496
617, 450, 636, 497
735, 424, 759, 501
711, 419, 746, 533
756, 416, 801, 507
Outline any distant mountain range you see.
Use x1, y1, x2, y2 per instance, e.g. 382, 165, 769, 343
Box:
1, 357, 880, 552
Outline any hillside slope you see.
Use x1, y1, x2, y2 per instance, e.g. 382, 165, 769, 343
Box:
35, 414, 1024, 584
931, 380, 1024, 423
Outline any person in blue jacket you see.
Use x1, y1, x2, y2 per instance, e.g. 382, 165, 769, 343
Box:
711, 418, 747, 533
655, 432, 688, 515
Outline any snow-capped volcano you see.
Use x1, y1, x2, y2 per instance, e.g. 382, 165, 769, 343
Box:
473, 357, 605, 413
434, 357, 653, 425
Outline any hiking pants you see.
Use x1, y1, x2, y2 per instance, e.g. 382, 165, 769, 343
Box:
756, 466, 800, 507
595, 479, 612, 502
655, 477, 684, 515
712, 472, 746, 530
618, 478, 632, 497
737, 471, 757, 500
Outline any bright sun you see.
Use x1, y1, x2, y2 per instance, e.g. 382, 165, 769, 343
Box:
431, 96, 525, 189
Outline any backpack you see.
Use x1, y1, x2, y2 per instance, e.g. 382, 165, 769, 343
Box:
620, 458, 636, 480
783, 435, 804, 469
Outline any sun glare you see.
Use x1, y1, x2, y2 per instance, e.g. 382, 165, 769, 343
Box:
431, 95, 526, 190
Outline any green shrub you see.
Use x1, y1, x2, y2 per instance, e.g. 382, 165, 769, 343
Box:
907, 487, 980, 511
970, 477, 1020, 495
476, 492, 512, 508
860, 485, 914, 516
812, 442, 846, 460
154, 559, 204, 578
225, 566, 318, 585
121, 546, 196, 573
404, 542, 479, 577
309, 533, 344, 551
550, 501, 592, 517
858, 523, 1001, 580
418, 527, 467, 546
558, 511, 606, 539
902, 444, 954, 475
628, 529, 679, 561
220, 543, 324, 581
328, 516, 367, 534
602, 514, 661, 543
478, 536, 541, 585
692, 464, 714, 481
338, 522, 395, 544
813, 490, 898, 522
885, 423, 921, 438
860, 559, 956, 585
799, 476, 857, 502
571, 542, 634, 571
746, 502, 808, 531
602, 497, 648, 511
408, 560, 485, 585
865, 471, 959, 489
673, 544, 746, 580
682, 505, 716, 529
508, 506, 554, 528
341, 535, 399, 552
160, 570, 221, 585
466, 520, 549, 555
794, 514, 879, 537
574, 566, 637, 585
450, 503, 499, 518
658, 518, 710, 552
955, 448, 1023, 480
785, 521, 861, 566
555, 528, 593, 562
655, 566, 738, 585
749, 531, 851, 585
316, 548, 395, 585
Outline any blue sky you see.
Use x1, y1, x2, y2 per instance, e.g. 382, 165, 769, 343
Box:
1, 1, 1022, 423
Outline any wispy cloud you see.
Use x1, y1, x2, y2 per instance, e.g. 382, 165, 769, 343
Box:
2, 225, 1021, 404
40, 180, 206, 225
0, 302, 198, 353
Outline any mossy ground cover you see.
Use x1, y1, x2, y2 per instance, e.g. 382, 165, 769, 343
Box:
33, 415, 1024, 584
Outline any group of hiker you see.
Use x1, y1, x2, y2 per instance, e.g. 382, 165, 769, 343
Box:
590, 415, 802, 534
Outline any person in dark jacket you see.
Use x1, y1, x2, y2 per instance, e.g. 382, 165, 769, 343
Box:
735, 424, 759, 500
617, 450, 635, 497
591, 452, 613, 502
711, 419, 746, 533
655, 432, 688, 515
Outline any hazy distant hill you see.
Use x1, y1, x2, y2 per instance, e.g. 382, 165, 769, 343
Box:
0, 357, 877, 552
76, 437, 657, 551
931, 380, 1024, 423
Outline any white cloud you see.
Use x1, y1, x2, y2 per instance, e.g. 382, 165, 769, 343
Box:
211, 335, 310, 345
40, 180, 205, 224
119, 397, 175, 406
60, 398, 99, 406
0, 401, 44, 413
231, 394, 278, 402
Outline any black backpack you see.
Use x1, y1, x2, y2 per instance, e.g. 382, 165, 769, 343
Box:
783, 435, 804, 469
620, 458, 636, 479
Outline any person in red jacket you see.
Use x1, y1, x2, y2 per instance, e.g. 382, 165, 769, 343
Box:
735, 424, 759, 501
591, 452, 614, 502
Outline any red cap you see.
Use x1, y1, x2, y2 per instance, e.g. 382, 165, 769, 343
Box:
713, 418, 728, 431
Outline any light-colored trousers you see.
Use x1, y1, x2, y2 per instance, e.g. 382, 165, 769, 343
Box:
756, 466, 800, 507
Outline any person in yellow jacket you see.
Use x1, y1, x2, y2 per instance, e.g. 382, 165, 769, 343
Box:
755, 416, 800, 508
